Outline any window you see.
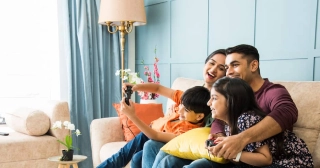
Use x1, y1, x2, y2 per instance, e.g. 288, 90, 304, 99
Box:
0, 0, 62, 118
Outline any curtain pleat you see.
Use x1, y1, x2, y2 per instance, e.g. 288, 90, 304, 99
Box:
64, 0, 123, 167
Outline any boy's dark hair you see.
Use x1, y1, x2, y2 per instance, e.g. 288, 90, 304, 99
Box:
205, 49, 226, 63
213, 76, 285, 157
181, 86, 211, 117
225, 44, 260, 74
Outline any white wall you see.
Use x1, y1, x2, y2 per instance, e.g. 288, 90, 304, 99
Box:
0, 0, 64, 115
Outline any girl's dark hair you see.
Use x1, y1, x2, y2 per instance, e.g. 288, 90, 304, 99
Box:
213, 77, 285, 157
205, 49, 226, 63
213, 77, 265, 134
181, 86, 211, 118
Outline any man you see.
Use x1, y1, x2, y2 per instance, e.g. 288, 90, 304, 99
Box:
153, 44, 298, 168
213, 44, 298, 160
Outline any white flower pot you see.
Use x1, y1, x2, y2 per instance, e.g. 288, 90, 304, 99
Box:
140, 99, 158, 104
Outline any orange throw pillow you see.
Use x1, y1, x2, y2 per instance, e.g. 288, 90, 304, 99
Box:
113, 103, 164, 142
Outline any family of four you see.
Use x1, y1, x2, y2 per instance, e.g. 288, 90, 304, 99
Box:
97, 44, 314, 168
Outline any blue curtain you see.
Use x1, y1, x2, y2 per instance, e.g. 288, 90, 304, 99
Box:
64, 0, 123, 167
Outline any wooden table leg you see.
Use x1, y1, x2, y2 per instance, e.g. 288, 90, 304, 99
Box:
58, 164, 63, 168
72, 163, 78, 168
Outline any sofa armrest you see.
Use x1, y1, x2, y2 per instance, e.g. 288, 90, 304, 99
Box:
90, 117, 124, 167
40, 101, 70, 140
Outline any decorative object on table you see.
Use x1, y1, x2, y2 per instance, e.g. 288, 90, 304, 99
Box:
98, 0, 147, 98
139, 47, 161, 101
51, 121, 81, 161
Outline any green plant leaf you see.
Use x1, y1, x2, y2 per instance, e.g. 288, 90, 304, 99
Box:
57, 139, 68, 148
65, 135, 73, 150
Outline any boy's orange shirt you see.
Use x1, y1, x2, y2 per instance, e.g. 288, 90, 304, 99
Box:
150, 90, 203, 135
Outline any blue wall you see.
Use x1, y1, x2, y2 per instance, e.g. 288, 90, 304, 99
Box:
135, 0, 320, 105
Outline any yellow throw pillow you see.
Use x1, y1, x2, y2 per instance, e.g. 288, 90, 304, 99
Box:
161, 127, 228, 163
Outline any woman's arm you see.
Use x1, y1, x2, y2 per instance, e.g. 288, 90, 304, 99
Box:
120, 98, 176, 142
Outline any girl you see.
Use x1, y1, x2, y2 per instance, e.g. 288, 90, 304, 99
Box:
207, 77, 313, 168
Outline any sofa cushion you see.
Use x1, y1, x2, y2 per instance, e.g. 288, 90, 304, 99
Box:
113, 103, 164, 142
6, 108, 50, 136
161, 127, 228, 163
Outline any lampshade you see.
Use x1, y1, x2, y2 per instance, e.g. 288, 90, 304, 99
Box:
98, 0, 147, 26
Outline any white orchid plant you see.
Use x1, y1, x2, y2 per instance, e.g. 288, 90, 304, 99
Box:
51, 121, 81, 151
115, 69, 143, 84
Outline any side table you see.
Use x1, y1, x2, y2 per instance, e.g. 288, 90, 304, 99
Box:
48, 155, 87, 168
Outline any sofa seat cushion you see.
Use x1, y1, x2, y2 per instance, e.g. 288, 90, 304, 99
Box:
0, 131, 60, 163
100, 142, 130, 168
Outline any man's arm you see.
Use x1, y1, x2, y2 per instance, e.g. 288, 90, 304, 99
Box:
213, 85, 298, 159
213, 117, 281, 160
266, 85, 298, 131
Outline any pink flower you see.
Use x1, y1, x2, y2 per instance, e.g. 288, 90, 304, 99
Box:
155, 70, 160, 78
139, 51, 161, 100
148, 76, 154, 83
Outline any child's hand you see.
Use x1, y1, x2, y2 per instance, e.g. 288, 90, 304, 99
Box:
122, 83, 135, 93
120, 98, 136, 118
205, 134, 225, 149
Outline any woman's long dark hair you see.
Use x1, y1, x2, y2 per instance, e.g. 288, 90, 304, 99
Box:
213, 77, 285, 157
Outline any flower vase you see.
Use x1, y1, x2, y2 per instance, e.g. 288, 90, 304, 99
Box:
140, 99, 157, 104
60, 149, 74, 161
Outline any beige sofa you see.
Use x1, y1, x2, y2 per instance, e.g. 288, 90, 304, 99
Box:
0, 100, 70, 168
90, 77, 320, 167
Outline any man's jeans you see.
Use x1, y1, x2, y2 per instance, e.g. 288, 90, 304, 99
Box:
96, 132, 149, 168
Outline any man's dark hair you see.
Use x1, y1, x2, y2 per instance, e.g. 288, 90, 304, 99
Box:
181, 86, 211, 118
205, 49, 226, 63
225, 44, 260, 74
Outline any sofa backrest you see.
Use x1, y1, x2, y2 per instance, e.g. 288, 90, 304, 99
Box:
275, 81, 320, 166
167, 77, 320, 166
165, 77, 204, 114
